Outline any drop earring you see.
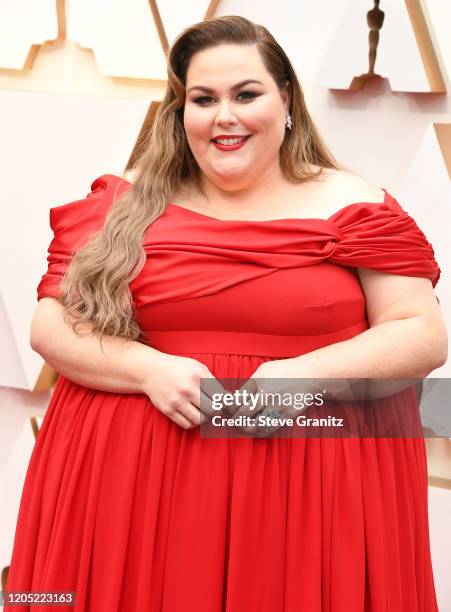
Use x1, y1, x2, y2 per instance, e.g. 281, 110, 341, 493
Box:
285, 112, 292, 130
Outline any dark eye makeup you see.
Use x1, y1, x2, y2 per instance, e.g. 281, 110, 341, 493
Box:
192, 91, 258, 105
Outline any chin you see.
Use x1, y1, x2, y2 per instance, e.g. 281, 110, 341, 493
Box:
210, 165, 250, 179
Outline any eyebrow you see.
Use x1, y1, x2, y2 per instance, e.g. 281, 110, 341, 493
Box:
187, 79, 263, 94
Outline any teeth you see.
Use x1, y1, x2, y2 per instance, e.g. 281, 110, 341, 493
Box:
215, 137, 247, 145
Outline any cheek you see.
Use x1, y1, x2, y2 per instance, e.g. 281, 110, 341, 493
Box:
184, 108, 211, 137
244, 105, 281, 134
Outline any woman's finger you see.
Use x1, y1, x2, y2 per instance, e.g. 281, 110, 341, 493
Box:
176, 400, 203, 426
171, 409, 196, 429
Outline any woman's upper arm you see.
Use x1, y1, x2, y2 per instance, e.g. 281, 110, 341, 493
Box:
30, 297, 65, 350
357, 268, 448, 361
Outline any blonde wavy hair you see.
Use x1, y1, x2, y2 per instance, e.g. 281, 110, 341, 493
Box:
60, 15, 343, 343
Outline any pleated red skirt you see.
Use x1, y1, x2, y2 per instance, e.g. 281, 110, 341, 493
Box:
5, 349, 437, 611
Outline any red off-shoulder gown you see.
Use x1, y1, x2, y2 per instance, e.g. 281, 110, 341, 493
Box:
5, 174, 441, 611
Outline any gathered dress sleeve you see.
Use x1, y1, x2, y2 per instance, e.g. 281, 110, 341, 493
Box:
328, 190, 441, 288
36, 174, 127, 301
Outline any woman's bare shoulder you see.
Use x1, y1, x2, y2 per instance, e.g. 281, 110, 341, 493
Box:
325, 169, 386, 205
122, 168, 139, 183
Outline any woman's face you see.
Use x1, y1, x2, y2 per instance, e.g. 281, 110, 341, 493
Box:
183, 44, 291, 192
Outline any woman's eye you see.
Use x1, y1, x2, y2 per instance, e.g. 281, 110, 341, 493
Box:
236, 91, 257, 101
193, 91, 257, 105
193, 96, 214, 105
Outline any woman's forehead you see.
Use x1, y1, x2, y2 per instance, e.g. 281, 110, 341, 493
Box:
185, 47, 270, 90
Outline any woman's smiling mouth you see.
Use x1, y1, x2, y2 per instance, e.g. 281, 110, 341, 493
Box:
211, 135, 252, 151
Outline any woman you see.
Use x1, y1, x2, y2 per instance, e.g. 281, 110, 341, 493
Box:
5, 15, 447, 612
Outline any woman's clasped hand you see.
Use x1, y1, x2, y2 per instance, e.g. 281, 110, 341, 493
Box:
219, 359, 363, 437
139, 353, 228, 430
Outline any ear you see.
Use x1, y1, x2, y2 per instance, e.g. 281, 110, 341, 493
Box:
281, 80, 291, 112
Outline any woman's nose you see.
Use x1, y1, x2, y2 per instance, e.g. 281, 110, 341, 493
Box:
214, 99, 238, 125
